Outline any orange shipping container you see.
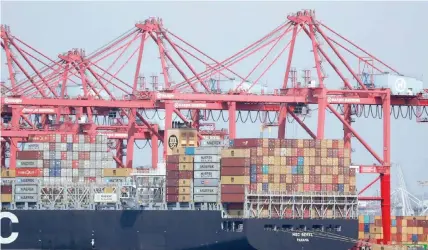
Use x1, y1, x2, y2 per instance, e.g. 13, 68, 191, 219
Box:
1, 169, 15, 178
221, 149, 250, 158
1, 194, 13, 202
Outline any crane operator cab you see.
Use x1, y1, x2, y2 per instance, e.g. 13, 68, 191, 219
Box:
120, 185, 138, 209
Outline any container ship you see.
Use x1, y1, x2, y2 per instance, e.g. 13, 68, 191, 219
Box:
0, 130, 425, 250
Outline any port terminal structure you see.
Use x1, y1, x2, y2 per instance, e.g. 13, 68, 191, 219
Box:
1, 10, 428, 244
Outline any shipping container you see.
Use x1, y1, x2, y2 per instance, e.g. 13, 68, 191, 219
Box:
221, 184, 245, 194
193, 147, 222, 155
194, 187, 218, 195
21, 142, 47, 151
16, 160, 42, 168
221, 148, 251, 158
166, 163, 179, 171
14, 194, 38, 202
221, 167, 249, 176
178, 163, 193, 171
193, 194, 218, 203
16, 151, 43, 160
102, 168, 132, 177
221, 193, 245, 203
221, 176, 249, 185
221, 158, 251, 167
1, 185, 13, 194
194, 163, 221, 171
166, 194, 192, 203
0, 194, 13, 202
15, 178, 39, 184
1, 169, 15, 178
200, 139, 228, 147
166, 128, 198, 155
193, 178, 220, 187
14, 185, 38, 194
194, 171, 220, 179
231, 138, 261, 148
15, 168, 42, 177
194, 155, 220, 163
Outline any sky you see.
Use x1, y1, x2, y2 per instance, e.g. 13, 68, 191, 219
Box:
1, 1, 428, 197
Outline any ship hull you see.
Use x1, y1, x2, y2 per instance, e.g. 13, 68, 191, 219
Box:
1, 210, 357, 250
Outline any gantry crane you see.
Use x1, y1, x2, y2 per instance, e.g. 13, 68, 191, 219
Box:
2, 10, 428, 245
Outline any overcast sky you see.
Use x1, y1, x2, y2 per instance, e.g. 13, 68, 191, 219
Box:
2, 1, 428, 197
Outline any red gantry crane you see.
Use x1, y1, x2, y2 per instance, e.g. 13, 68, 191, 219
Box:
2, 10, 428, 245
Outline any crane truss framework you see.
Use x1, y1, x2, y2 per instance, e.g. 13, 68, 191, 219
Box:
2, 9, 428, 245
243, 190, 358, 220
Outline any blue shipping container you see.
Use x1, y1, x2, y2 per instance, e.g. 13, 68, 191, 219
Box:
229, 140, 234, 147
291, 166, 298, 174
369, 216, 375, 223
250, 174, 257, 183
364, 215, 370, 224
185, 147, 195, 155
297, 157, 304, 166
250, 165, 257, 174
66, 143, 73, 151
338, 184, 345, 192
49, 169, 61, 177
364, 224, 370, 233
412, 234, 418, 242
262, 183, 269, 192
297, 166, 304, 174
262, 165, 269, 174
392, 219, 396, 227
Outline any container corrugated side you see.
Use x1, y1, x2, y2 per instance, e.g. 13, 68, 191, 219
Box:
193, 155, 220, 163
194, 162, 220, 171
194, 187, 218, 195
193, 194, 218, 203
194, 170, 220, 179
14, 194, 38, 202
14, 184, 38, 194
193, 178, 219, 187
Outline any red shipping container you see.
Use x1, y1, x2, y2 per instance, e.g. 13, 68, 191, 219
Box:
221, 184, 245, 194
61, 134, 67, 143
326, 184, 332, 192
221, 193, 244, 203
90, 135, 96, 143
166, 171, 179, 179
286, 185, 293, 192
291, 157, 297, 166
332, 140, 339, 148
303, 140, 310, 148
280, 174, 286, 183
167, 155, 179, 164
16, 168, 42, 177
338, 148, 344, 157
397, 219, 402, 227
221, 158, 250, 167
292, 176, 299, 184
256, 165, 262, 174
166, 195, 179, 202
284, 209, 293, 218
167, 179, 179, 187
222, 167, 247, 176
350, 186, 356, 192
315, 175, 321, 183
233, 138, 260, 148
315, 149, 321, 157
256, 158, 263, 165
49, 134, 56, 143
16, 151, 43, 160
166, 163, 179, 171
350, 169, 356, 175
291, 140, 298, 148
250, 148, 257, 156
332, 149, 338, 158
332, 175, 338, 184
268, 148, 274, 156
84, 152, 90, 160
297, 148, 304, 157
84, 135, 91, 143
178, 171, 193, 179
250, 183, 257, 192
256, 174, 263, 183
338, 167, 344, 175
303, 184, 310, 192
314, 140, 321, 148
85, 177, 96, 182
72, 161, 79, 169
309, 175, 315, 183
326, 167, 333, 175
321, 184, 327, 191
61, 152, 67, 160
315, 157, 321, 165
396, 233, 402, 242
78, 152, 85, 160
166, 187, 179, 195
73, 135, 79, 143
268, 139, 275, 147
1, 185, 12, 194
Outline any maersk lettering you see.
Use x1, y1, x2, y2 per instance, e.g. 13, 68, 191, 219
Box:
0, 212, 19, 244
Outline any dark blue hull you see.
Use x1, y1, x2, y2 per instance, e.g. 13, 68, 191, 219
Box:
1, 210, 358, 250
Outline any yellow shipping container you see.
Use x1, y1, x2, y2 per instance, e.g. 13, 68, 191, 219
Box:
178, 179, 192, 187
286, 175, 292, 184
1, 194, 13, 202
274, 148, 280, 156
104, 187, 115, 193
179, 163, 193, 171
344, 149, 351, 157
402, 234, 407, 242
304, 148, 310, 157
401, 227, 407, 234
332, 158, 338, 166
279, 183, 286, 191
309, 148, 315, 157
391, 227, 397, 234
228, 209, 243, 217
309, 157, 315, 165
344, 157, 351, 166
273, 166, 280, 175
274, 174, 280, 183
338, 140, 344, 148
179, 156, 193, 163
326, 139, 333, 148
315, 166, 321, 175
257, 147, 263, 156
274, 157, 281, 166
339, 175, 344, 183
221, 148, 250, 158
257, 183, 263, 192
344, 184, 349, 192
221, 176, 249, 185
262, 139, 269, 148
178, 195, 191, 202
280, 166, 287, 175
326, 158, 333, 165
359, 215, 364, 223
402, 220, 407, 227
321, 158, 327, 165
290, 148, 297, 157
280, 157, 286, 165
262, 174, 268, 183
418, 227, 423, 234
268, 156, 275, 165
304, 157, 310, 166
321, 149, 328, 157
286, 149, 292, 157
321, 140, 327, 148
103, 168, 132, 177
350, 176, 356, 185
263, 156, 269, 165
304, 174, 309, 183
1, 169, 16, 178
178, 187, 191, 195
297, 184, 303, 192
169, 147, 187, 155
297, 139, 304, 148
304, 166, 309, 174
333, 166, 339, 175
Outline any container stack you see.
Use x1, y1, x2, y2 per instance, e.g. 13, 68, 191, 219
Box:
220, 148, 251, 203
358, 215, 428, 245
165, 128, 198, 203
16, 134, 115, 184
14, 178, 39, 203
0, 183, 13, 203
186, 139, 224, 203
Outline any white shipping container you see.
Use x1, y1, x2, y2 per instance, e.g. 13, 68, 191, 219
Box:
1, 178, 14, 185
193, 179, 220, 187
200, 139, 228, 147
101, 152, 109, 160
96, 144, 102, 152
15, 194, 38, 202
15, 178, 39, 184
67, 152, 73, 159
280, 148, 287, 157
43, 168, 49, 177
78, 169, 84, 176
60, 143, 67, 151
73, 144, 79, 151
193, 194, 218, 203
72, 169, 79, 177
16, 160, 42, 168
101, 144, 108, 151
96, 152, 102, 160
67, 134, 73, 143
84, 144, 90, 151
194, 163, 220, 171
84, 169, 90, 176
78, 144, 84, 152
94, 193, 118, 203
21, 142, 45, 151
55, 143, 61, 151
102, 177, 126, 183
15, 184, 38, 194
193, 147, 222, 155
193, 155, 220, 163
90, 144, 96, 152
194, 171, 220, 179
96, 169, 103, 176
194, 187, 218, 195
61, 160, 67, 168
55, 152, 61, 160
43, 151, 50, 159
90, 152, 96, 160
